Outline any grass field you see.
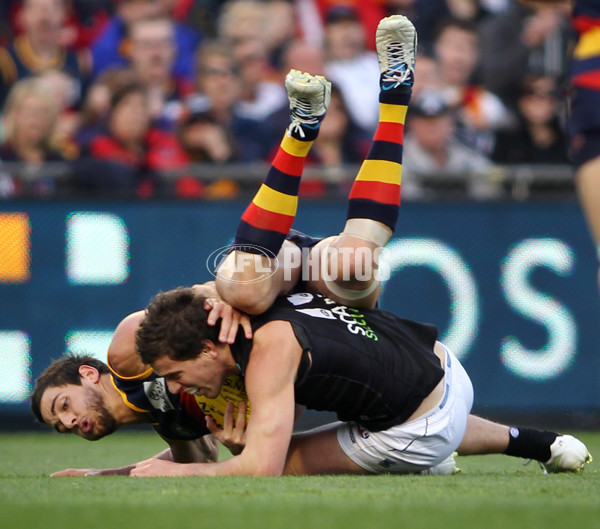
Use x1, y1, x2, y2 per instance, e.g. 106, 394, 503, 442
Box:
1, 430, 599, 529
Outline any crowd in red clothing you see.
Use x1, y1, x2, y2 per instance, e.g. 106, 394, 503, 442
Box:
0, 0, 575, 200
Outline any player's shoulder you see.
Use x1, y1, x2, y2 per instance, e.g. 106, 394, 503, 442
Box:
107, 310, 152, 379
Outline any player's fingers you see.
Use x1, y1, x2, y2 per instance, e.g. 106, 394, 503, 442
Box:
51, 468, 87, 477
226, 313, 241, 343
240, 315, 253, 339
235, 401, 247, 434
206, 299, 223, 326
222, 402, 235, 436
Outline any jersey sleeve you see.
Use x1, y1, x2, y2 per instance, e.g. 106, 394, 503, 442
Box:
107, 359, 211, 440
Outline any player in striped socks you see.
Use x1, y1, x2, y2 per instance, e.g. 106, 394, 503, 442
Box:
217, 15, 416, 314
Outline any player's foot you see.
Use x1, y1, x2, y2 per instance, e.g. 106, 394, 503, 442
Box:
375, 15, 417, 91
420, 452, 461, 475
285, 69, 331, 138
542, 435, 592, 473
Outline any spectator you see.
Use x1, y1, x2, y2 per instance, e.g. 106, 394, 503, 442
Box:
0, 0, 91, 108
311, 83, 371, 167
186, 40, 270, 162
74, 67, 137, 148
179, 111, 236, 164
232, 37, 287, 122
128, 15, 194, 127
217, 0, 266, 47
433, 17, 512, 154
479, 1, 572, 110
280, 39, 327, 78
90, 0, 201, 82
72, 82, 191, 198
412, 51, 443, 99
38, 69, 82, 159
0, 77, 71, 197
177, 111, 241, 200
323, 5, 380, 134
61, 0, 114, 50
263, 0, 298, 69
492, 73, 570, 165
385, 0, 451, 55
402, 89, 499, 199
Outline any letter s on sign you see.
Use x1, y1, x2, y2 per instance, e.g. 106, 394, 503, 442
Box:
500, 238, 576, 381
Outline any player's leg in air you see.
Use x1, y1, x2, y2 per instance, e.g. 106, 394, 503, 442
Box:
216, 69, 331, 314
217, 15, 416, 312
308, 15, 415, 308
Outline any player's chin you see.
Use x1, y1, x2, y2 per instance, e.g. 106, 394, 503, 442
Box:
206, 388, 221, 399
83, 431, 106, 441
85, 426, 116, 441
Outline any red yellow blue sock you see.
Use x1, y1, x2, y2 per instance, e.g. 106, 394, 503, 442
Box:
346, 90, 410, 232
234, 134, 314, 255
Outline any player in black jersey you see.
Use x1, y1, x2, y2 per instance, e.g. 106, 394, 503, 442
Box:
132, 289, 591, 477
31, 13, 418, 474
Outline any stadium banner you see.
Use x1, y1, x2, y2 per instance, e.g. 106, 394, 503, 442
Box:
1, 199, 599, 426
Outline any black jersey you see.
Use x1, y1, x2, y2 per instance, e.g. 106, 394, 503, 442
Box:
232, 293, 443, 431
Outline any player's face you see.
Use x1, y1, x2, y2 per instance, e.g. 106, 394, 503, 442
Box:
152, 353, 225, 399
40, 383, 118, 441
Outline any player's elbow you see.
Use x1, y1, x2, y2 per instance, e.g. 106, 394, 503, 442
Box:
249, 462, 284, 477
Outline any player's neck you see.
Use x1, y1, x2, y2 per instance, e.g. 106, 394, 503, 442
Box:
101, 374, 148, 425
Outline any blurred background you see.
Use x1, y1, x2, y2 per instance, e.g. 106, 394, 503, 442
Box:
1, 0, 598, 430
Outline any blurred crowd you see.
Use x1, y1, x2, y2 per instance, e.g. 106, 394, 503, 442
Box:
0, 0, 575, 200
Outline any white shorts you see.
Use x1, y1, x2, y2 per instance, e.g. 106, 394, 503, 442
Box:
337, 344, 474, 474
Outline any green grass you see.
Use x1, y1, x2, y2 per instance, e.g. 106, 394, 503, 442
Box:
1, 430, 599, 529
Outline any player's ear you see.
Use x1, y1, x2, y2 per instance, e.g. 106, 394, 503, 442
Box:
78, 365, 101, 383
201, 340, 218, 359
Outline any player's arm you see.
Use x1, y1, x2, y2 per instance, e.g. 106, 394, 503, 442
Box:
131, 321, 300, 477
50, 448, 173, 477
161, 435, 218, 463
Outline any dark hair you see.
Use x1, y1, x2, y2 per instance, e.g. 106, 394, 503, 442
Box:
109, 81, 147, 113
432, 17, 479, 45
136, 287, 220, 365
30, 354, 109, 424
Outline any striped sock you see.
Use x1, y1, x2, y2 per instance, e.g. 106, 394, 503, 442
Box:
346, 89, 410, 232
234, 134, 314, 255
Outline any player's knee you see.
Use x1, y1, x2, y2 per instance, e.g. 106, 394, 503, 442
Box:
220, 281, 275, 315
324, 246, 377, 288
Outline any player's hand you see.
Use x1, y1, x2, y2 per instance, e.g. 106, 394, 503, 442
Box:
206, 402, 247, 456
204, 298, 253, 343
51, 468, 103, 477
130, 458, 185, 477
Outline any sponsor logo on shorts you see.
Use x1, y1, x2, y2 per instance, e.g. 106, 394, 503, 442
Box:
357, 426, 370, 439
378, 458, 395, 469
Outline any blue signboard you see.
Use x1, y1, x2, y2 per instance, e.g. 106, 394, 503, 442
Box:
1, 199, 599, 423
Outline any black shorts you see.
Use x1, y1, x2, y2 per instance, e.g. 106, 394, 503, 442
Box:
571, 130, 600, 168
286, 229, 323, 250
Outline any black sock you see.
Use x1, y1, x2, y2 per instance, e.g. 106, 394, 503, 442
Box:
504, 426, 558, 462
